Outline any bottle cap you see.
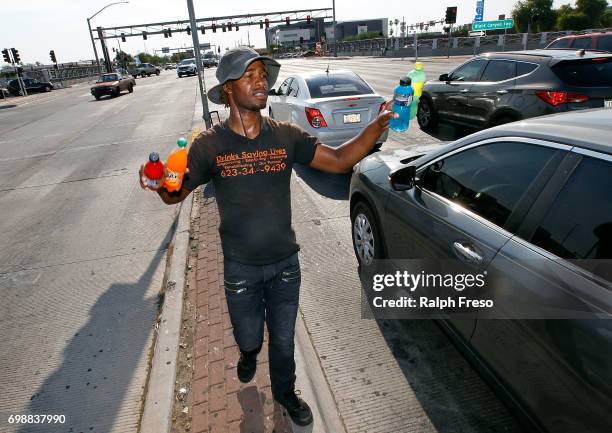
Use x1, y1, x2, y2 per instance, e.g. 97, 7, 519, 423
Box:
177, 137, 188, 148
415, 62, 423, 70
149, 152, 160, 162
400, 77, 412, 86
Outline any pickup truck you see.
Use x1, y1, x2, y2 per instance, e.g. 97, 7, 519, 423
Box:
127, 63, 161, 78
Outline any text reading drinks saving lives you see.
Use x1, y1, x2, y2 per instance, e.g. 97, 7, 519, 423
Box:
216, 148, 288, 177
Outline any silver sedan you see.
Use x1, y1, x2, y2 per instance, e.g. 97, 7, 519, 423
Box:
268, 70, 389, 147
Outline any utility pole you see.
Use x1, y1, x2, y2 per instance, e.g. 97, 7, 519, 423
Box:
87, 18, 102, 73
186, 0, 212, 129
97, 27, 113, 72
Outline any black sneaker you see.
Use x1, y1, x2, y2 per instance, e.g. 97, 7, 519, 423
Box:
276, 390, 313, 426
237, 351, 257, 383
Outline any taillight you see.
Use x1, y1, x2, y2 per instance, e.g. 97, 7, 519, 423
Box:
305, 108, 327, 128
535, 90, 589, 106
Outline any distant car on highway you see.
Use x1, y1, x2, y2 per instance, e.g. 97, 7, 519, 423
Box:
164, 63, 176, 70
90, 72, 135, 100
546, 31, 612, 52
7, 78, 53, 96
350, 108, 612, 433
417, 49, 612, 132
177, 58, 197, 77
268, 70, 388, 147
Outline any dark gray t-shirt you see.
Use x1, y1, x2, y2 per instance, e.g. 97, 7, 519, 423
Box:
182, 117, 319, 265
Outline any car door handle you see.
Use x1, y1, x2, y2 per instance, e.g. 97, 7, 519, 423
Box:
460, 89, 469, 93
453, 242, 483, 265
496, 90, 509, 94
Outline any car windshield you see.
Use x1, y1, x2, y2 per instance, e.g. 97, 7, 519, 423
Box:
552, 58, 612, 87
180, 59, 195, 65
99, 74, 119, 82
305, 73, 373, 99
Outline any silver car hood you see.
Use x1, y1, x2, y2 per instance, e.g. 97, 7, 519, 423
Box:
358, 143, 447, 173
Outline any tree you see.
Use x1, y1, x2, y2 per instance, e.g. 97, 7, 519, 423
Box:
555, 0, 608, 30
511, 0, 557, 32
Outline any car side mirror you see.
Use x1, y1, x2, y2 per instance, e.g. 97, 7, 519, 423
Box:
269, 89, 277, 96
389, 166, 417, 191
439, 73, 450, 82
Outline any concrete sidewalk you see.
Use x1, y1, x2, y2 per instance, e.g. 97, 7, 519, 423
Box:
182, 185, 345, 433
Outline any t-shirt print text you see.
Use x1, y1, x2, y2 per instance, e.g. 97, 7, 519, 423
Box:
216, 147, 288, 177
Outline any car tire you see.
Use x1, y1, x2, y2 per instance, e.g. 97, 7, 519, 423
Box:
417, 97, 439, 132
490, 115, 518, 127
351, 201, 385, 267
44, 86, 52, 92
128, 84, 134, 93
141, 73, 146, 78
178, 73, 182, 78
95, 95, 101, 100
155, 70, 160, 75
113, 87, 120, 97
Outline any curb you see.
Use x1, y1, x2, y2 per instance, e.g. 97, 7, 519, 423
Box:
140, 126, 202, 433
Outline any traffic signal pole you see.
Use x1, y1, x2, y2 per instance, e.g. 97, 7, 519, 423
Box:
186, 0, 212, 129
87, 18, 102, 73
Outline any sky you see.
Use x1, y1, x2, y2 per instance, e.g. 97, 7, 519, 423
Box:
1, 0, 575, 65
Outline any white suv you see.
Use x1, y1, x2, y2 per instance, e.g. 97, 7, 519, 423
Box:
177, 59, 197, 77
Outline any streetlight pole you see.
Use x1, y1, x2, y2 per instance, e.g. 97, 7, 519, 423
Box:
186, 0, 212, 129
87, 1, 129, 74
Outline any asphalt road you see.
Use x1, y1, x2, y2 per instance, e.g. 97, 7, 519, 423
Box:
0, 56, 522, 433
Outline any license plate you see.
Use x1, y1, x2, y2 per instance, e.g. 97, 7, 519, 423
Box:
605, 99, 612, 108
343, 113, 361, 124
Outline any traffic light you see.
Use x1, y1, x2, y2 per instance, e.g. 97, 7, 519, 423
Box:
235, 23, 239, 31
265, 18, 269, 29
217, 47, 221, 53
306, 15, 311, 24
259, 20, 263, 29
121, 33, 126, 42
143, 31, 147, 40
49, 50, 56, 63
227, 22, 232, 31
164, 29, 169, 38
445, 6, 457, 24
186, 26, 191, 35
11, 48, 20, 64
222, 23, 226, 32
200, 25, 205, 35
2, 48, 10, 63
286, 16, 290, 26
168, 28, 172, 37
212, 23, 217, 33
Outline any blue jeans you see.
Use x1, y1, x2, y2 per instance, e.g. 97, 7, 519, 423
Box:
223, 252, 301, 399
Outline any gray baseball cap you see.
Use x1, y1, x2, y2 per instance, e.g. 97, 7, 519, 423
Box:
208, 46, 280, 104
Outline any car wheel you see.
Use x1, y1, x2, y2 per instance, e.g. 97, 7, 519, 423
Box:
128, 84, 134, 93
141, 73, 146, 78
155, 70, 160, 75
95, 95, 101, 100
178, 73, 182, 78
351, 201, 385, 267
44, 86, 52, 92
113, 87, 120, 97
490, 115, 518, 127
417, 97, 439, 132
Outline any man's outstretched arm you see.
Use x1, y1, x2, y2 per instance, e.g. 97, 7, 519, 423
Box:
309, 101, 396, 174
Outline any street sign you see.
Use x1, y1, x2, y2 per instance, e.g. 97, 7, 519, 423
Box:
199, 43, 211, 49
474, 0, 485, 22
162, 47, 170, 53
469, 31, 486, 36
472, 19, 514, 31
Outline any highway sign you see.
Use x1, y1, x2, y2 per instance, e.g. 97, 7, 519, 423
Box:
469, 31, 486, 36
472, 19, 514, 31
162, 47, 170, 53
199, 42, 211, 49
474, 0, 484, 22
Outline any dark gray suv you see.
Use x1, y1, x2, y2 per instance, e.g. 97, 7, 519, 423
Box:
417, 49, 612, 131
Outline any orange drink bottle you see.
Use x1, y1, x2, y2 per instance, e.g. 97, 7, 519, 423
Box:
163, 137, 188, 192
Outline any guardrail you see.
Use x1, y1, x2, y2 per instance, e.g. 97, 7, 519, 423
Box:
321, 27, 612, 58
